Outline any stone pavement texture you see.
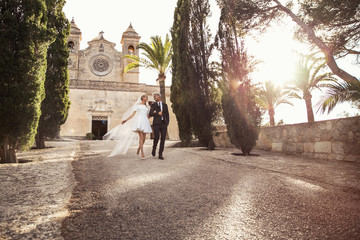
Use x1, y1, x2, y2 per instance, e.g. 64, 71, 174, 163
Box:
0, 141, 78, 240
1, 140, 360, 240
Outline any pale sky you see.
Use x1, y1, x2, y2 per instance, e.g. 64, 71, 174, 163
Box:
63, 0, 359, 125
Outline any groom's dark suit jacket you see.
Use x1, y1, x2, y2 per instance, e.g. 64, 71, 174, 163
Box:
150, 101, 170, 126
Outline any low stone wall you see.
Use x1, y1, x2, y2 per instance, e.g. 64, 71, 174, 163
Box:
256, 116, 360, 161
214, 117, 360, 161
213, 125, 235, 148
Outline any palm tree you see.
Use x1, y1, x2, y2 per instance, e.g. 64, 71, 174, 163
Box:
124, 34, 172, 103
317, 79, 360, 114
287, 55, 337, 122
257, 81, 293, 126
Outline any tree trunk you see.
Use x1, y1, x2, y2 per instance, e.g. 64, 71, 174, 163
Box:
304, 93, 315, 123
273, 0, 359, 84
157, 75, 166, 104
207, 138, 215, 150
35, 133, 46, 149
269, 108, 275, 126
0, 138, 18, 163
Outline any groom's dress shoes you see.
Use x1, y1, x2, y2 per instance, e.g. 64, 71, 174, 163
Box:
159, 155, 164, 160
152, 149, 156, 157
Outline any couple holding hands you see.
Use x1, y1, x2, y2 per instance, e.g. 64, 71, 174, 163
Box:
104, 92, 169, 160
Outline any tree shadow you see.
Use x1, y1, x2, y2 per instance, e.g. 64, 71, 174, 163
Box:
30, 146, 55, 150
17, 159, 33, 163
61, 144, 248, 239
231, 152, 260, 156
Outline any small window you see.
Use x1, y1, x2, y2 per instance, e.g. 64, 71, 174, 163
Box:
99, 43, 104, 52
68, 41, 75, 52
128, 45, 135, 55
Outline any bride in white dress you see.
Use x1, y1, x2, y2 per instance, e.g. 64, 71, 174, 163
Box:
103, 95, 152, 159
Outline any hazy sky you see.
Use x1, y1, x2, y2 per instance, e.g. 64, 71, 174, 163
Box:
63, 0, 359, 124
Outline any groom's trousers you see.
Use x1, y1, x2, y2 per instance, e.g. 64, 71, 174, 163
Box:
153, 121, 167, 156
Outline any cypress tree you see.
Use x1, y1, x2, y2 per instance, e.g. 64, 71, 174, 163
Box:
171, 0, 193, 146
0, 0, 54, 163
36, 0, 70, 149
171, 0, 219, 149
187, 0, 219, 150
216, 1, 261, 155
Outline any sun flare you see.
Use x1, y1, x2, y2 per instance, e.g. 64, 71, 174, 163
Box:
248, 25, 305, 87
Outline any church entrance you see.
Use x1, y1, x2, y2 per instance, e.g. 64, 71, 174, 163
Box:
92, 116, 108, 140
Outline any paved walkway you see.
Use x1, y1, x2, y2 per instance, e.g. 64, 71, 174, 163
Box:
1, 140, 360, 239
0, 141, 78, 240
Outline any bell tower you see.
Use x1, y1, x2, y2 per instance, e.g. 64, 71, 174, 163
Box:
121, 23, 141, 83
68, 18, 82, 80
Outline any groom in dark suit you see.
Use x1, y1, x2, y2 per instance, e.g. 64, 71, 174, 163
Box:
149, 92, 169, 160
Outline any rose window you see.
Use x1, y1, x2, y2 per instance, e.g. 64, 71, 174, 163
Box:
93, 58, 109, 72
89, 54, 113, 76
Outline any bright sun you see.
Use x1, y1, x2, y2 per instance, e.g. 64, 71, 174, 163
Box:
247, 24, 305, 87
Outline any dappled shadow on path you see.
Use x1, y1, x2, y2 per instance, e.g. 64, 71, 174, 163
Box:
61, 142, 252, 239
61, 142, 360, 239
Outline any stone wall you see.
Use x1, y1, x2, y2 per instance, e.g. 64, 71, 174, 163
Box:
213, 125, 235, 148
256, 117, 360, 161
214, 117, 360, 161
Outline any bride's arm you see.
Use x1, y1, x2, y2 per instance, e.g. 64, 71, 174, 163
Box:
122, 111, 136, 124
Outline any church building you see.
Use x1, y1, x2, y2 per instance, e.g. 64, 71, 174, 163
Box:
60, 19, 179, 140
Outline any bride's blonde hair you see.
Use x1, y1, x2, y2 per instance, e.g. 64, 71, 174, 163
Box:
140, 94, 148, 105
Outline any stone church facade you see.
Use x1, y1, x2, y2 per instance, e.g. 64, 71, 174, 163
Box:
60, 19, 179, 140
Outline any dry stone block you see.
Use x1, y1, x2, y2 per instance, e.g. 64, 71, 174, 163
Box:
348, 131, 354, 141
334, 154, 344, 161
296, 143, 304, 153
314, 153, 328, 160
282, 129, 287, 138
333, 130, 340, 140
326, 121, 332, 131
315, 141, 331, 153
272, 143, 282, 152
304, 142, 314, 153
344, 155, 360, 162
332, 142, 344, 155
285, 143, 296, 152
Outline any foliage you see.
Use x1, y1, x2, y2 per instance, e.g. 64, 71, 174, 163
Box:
171, 0, 220, 149
317, 79, 360, 114
85, 132, 95, 140
0, 0, 55, 163
124, 35, 172, 103
187, 0, 220, 149
297, 0, 360, 58
216, 1, 261, 155
36, 0, 70, 149
170, 0, 193, 146
287, 54, 337, 122
217, 0, 359, 84
257, 81, 293, 126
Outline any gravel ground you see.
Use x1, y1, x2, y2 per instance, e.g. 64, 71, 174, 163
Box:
60, 141, 360, 240
0, 141, 78, 240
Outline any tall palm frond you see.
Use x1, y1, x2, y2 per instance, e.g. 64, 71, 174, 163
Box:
125, 34, 173, 76
317, 80, 360, 114
124, 34, 172, 103
257, 81, 293, 126
287, 54, 337, 122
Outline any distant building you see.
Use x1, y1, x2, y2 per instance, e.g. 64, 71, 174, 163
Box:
61, 19, 178, 140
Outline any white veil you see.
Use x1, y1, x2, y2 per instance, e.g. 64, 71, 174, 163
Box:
103, 98, 141, 157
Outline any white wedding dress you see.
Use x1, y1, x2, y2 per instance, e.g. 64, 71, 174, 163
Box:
103, 102, 152, 157
131, 104, 152, 133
